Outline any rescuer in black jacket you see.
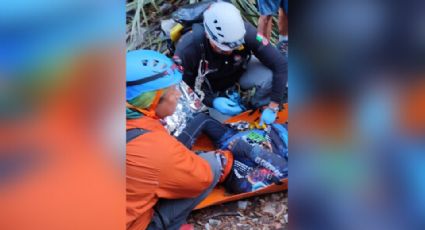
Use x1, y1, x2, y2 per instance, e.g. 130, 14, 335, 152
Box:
174, 1, 287, 124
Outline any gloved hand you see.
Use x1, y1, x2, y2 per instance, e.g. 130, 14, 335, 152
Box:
228, 91, 240, 103
260, 108, 277, 125
213, 97, 243, 115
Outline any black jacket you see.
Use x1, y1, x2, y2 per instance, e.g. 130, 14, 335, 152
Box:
174, 22, 287, 107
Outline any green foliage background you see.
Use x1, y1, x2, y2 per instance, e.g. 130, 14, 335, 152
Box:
126, 0, 280, 52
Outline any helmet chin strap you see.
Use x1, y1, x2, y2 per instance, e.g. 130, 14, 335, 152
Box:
126, 89, 164, 119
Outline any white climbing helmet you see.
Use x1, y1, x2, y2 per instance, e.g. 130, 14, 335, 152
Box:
203, 1, 246, 51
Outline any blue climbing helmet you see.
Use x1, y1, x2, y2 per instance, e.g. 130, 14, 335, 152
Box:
126, 50, 183, 100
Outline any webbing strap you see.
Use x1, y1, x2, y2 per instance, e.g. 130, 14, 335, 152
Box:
126, 128, 149, 143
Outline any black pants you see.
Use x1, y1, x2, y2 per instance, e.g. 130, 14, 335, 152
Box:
176, 113, 232, 149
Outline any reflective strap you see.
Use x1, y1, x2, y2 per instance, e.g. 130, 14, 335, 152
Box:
126, 64, 182, 87
126, 72, 166, 86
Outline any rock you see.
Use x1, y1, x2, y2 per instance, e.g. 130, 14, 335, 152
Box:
263, 203, 276, 215
238, 200, 249, 210
282, 204, 288, 212
220, 222, 233, 229
208, 219, 221, 226
159, 3, 172, 14
274, 223, 283, 229
260, 216, 270, 223
187, 192, 287, 229
275, 204, 286, 218
237, 223, 251, 229
271, 193, 281, 201
237, 216, 246, 221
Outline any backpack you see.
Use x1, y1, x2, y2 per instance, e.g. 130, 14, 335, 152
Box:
162, 0, 214, 56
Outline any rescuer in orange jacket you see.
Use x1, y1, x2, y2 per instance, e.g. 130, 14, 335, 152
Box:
126, 50, 223, 230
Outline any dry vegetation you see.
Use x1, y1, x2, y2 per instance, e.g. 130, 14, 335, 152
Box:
126, 0, 281, 51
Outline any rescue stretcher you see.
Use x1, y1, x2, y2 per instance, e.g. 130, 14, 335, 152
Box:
193, 104, 288, 209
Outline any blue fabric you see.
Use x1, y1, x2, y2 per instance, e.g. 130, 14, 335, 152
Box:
221, 122, 289, 194
224, 160, 270, 193
281, 0, 288, 14
271, 124, 288, 159
257, 0, 281, 15
272, 123, 288, 147
225, 139, 288, 193
260, 108, 277, 125
212, 97, 243, 116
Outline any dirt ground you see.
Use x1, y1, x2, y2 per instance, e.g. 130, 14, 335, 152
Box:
188, 191, 288, 230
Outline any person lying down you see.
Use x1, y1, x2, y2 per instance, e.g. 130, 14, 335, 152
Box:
174, 112, 288, 194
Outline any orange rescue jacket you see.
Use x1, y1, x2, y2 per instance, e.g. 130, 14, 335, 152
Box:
126, 116, 214, 230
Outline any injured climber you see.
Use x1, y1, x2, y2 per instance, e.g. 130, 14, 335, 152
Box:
177, 112, 288, 194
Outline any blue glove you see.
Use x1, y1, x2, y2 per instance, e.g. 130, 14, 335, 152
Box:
228, 91, 240, 103
213, 97, 243, 115
227, 91, 246, 110
260, 108, 277, 125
